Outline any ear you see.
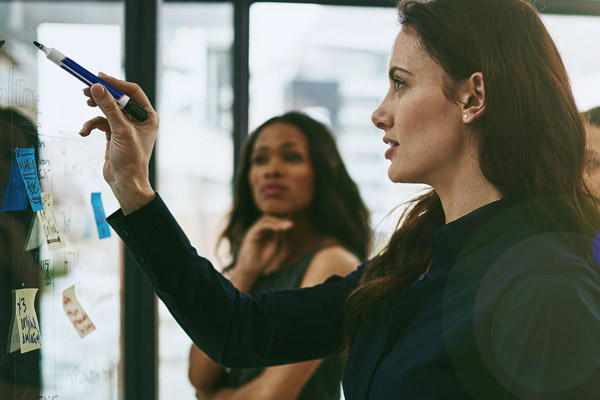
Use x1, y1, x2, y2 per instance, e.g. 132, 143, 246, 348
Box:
460, 72, 485, 124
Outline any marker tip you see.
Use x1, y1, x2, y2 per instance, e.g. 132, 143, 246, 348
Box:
0, 40, 5, 49
33, 41, 41, 48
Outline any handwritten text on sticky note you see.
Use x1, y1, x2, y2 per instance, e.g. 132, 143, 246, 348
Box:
37, 192, 66, 250
62, 285, 96, 338
14, 288, 42, 353
15, 148, 43, 211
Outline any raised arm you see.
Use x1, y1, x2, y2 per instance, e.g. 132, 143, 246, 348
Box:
81, 76, 363, 367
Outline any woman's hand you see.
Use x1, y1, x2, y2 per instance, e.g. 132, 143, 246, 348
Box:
79, 73, 158, 214
231, 215, 293, 291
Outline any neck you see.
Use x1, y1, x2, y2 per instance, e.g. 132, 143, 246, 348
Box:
431, 151, 503, 223
438, 180, 503, 224
273, 210, 334, 259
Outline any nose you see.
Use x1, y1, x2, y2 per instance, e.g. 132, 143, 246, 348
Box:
371, 99, 393, 131
263, 157, 282, 178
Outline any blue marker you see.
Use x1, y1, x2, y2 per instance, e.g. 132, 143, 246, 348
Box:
33, 41, 148, 122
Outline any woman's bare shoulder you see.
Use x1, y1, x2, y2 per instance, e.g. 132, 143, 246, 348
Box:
300, 244, 361, 288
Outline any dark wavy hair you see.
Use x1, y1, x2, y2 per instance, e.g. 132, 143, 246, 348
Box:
219, 111, 371, 261
584, 106, 600, 128
345, 0, 600, 344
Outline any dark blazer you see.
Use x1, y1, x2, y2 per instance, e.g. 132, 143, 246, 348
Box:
108, 195, 600, 399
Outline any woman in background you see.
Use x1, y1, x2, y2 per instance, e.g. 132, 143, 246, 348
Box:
187, 112, 371, 400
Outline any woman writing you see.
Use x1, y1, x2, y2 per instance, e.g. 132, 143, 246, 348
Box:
80, 0, 600, 398
187, 112, 370, 400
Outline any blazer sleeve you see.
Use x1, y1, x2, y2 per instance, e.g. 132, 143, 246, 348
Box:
107, 194, 364, 368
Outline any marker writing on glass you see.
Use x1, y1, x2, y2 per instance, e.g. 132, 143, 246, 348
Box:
33, 41, 148, 122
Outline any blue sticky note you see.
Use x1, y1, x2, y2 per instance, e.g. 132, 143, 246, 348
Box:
1, 158, 28, 211
15, 148, 43, 212
91, 192, 111, 239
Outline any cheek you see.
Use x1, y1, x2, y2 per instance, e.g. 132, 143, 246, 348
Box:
248, 169, 260, 197
295, 170, 315, 203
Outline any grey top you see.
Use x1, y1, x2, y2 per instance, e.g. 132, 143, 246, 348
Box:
222, 245, 347, 400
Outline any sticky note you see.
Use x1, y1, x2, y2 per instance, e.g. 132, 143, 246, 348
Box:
62, 285, 96, 338
24, 213, 42, 251
1, 158, 28, 211
7, 306, 20, 354
15, 148, 43, 212
91, 192, 111, 239
7, 288, 42, 354
37, 192, 66, 250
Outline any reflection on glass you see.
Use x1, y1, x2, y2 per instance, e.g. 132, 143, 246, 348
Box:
157, 3, 234, 399
0, 3, 123, 400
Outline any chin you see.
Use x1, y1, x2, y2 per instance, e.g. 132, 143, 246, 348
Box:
387, 166, 410, 183
258, 203, 293, 215
387, 166, 424, 185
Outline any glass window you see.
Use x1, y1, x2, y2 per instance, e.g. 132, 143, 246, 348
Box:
157, 3, 234, 399
249, 3, 428, 254
0, 2, 124, 400
541, 14, 600, 110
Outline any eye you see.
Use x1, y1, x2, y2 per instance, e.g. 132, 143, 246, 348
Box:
393, 79, 406, 91
283, 152, 303, 163
587, 158, 600, 170
251, 155, 268, 165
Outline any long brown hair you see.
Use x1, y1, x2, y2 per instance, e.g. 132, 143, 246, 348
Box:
345, 0, 600, 344
220, 111, 371, 262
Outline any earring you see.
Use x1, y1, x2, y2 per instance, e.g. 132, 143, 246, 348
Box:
463, 114, 468, 119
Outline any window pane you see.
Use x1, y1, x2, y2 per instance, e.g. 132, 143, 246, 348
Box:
249, 3, 427, 254
157, 3, 234, 399
0, 2, 124, 400
541, 14, 600, 110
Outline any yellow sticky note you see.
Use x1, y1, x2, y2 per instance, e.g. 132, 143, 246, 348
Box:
9, 288, 42, 354
62, 285, 96, 338
37, 192, 66, 250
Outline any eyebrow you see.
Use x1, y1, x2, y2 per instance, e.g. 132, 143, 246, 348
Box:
253, 141, 302, 153
389, 66, 413, 80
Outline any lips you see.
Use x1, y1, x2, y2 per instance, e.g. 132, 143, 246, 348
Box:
383, 137, 399, 160
261, 183, 286, 195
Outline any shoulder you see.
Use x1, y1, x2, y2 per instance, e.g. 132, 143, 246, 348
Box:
299, 244, 361, 288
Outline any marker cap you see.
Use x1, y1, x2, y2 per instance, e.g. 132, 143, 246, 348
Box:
123, 100, 149, 122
